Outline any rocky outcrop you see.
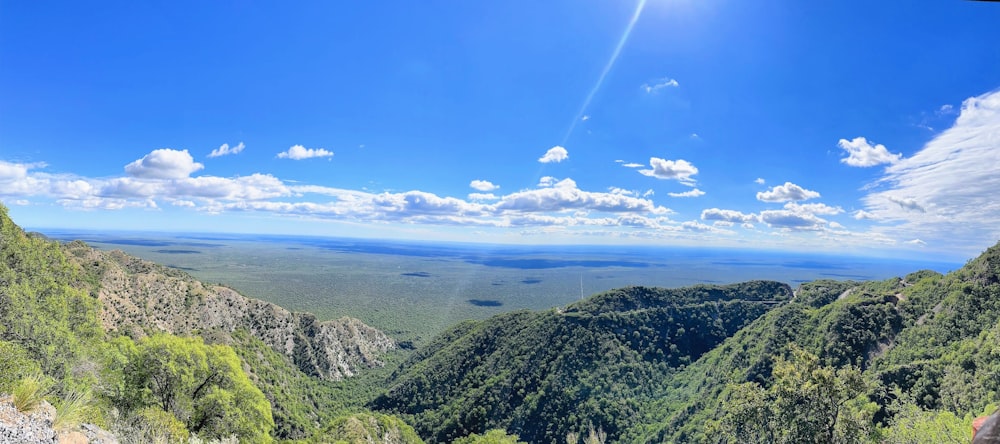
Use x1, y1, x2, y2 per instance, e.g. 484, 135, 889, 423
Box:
0, 396, 116, 444
63, 243, 396, 381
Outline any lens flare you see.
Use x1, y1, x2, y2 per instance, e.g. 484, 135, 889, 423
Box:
562, 0, 648, 145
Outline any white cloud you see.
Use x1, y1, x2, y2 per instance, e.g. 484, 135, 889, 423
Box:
0, 161, 32, 181
470, 180, 499, 191
755, 178, 765, 185
622, 162, 644, 168
277, 145, 334, 160
495, 178, 670, 215
125, 149, 204, 179
756, 182, 820, 202
468, 193, 499, 201
642, 189, 654, 198
886, 196, 925, 212
642, 77, 679, 94
100, 177, 165, 198
853, 210, 876, 220
759, 209, 827, 231
701, 208, 757, 224
681, 220, 718, 232
905, 239, 927, 246
372, 191, 489, 218
581, 115, 590, 121
171, 174, 290, 200
49, 179, 95, 199
668, 188, 705, 198
783, 202, 843, 216
838, 137, 902, 167
538, 176, 558, 187
208, 142, 245, 158
639, 158, 698, 185
538, 146, 569, 163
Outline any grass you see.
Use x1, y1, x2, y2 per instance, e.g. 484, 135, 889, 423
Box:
12, 374, 50, 413
53, 389, 93, 430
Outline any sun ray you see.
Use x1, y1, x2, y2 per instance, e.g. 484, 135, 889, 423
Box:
561, 0, 648, 145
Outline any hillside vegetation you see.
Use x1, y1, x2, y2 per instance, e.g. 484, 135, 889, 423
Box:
372, 282, 793, 443
4, 202, 1000, 443
0, 205, 402, 442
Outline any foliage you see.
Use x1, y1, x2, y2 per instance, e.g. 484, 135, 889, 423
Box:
373, 282, 792, 443
117, 333, 275, 443
880, 402, 972, 444
12, 373, 51, 413
8, 203, 1000, 444
451, 429, 525, 444
53, 389, 95, 430
112, 406, 192, 444
0, 340, 41, 393
716, 346, 876, 443
0, 205, 102, 389
317, 411, 424, 444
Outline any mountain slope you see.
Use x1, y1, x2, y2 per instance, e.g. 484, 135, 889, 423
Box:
371, 281, 793, 443
627, 247, 1000, 443
2, 206, 407, 441
62, 242, 397, 381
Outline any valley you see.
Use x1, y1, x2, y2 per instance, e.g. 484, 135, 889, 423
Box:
41, 229, 958, 345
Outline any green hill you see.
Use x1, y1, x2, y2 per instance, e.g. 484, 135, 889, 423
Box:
0, 205, 407, 442
627, 250, 1000, 443
6, 201, 1000, 443
371, 282, 793, 443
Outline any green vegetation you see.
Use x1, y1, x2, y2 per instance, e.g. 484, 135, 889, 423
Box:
7, 202, 1000, 443
0, 204, 412, 442
12, 374, 51, 413
52, 389, 95, 431
451, 429, 526, 444
110, 334, 275, 443
316, 411, 425, 444
715, 345, 876, 443
372, 282, 793, 443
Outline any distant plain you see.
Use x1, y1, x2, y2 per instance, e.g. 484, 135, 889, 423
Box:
42, 229, 960, 345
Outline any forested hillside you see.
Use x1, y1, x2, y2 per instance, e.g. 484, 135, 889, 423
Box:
0, 205, 406, 442
62, 241, 397, 382
4, 201, 1000, 443
371, 282, 793, 443
627, 252, 1000, 443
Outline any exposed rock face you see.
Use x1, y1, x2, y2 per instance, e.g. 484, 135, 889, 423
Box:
64, 243, 396, 381
0, 396, 117, 444
0, 396, 56, 443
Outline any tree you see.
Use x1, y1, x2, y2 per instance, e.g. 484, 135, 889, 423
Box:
318, 412, 424, 444
718, 345, 876, 443
453, 429, 526, 444
880, 403, 971, 444
125, 334, 274, 443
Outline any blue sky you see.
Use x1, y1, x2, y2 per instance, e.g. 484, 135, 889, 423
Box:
2, 0, 1000, 261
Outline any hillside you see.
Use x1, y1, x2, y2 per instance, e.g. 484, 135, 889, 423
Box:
371, 282, 793, 443
6, 200, 1000, 443
627, 247, 1000, 443
0, 206, 406, 441
61, 242, 396, 381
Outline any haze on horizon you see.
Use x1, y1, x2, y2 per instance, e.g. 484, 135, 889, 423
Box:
2, 0, 1000, 262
